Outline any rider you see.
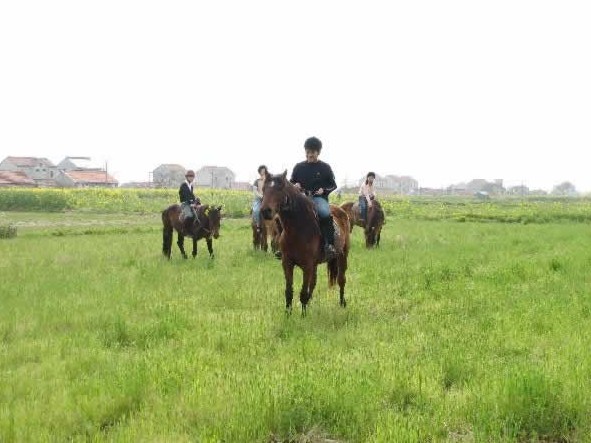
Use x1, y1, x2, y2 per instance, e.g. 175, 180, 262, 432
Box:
358, 171, 376, 223
290, 136, 337, 260
179, 169, 201, 231
252, 165, 268, 233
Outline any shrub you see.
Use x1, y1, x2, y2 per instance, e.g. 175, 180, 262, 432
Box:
0, 224, 17, 239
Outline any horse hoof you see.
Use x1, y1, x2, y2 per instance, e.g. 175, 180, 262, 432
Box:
209, 254, 215, 259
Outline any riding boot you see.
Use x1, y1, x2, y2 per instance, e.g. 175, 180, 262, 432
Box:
319, 216, 336, 260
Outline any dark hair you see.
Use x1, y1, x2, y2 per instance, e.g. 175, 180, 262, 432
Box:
304, 136, 322, 152
257, 165, 267, 174
365, 171, 376, 184
185, 169, 195, 177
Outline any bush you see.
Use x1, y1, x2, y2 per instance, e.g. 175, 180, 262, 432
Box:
0, 224, 17, 239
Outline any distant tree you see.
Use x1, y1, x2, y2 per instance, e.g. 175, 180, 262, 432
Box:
551, 181, 577, 196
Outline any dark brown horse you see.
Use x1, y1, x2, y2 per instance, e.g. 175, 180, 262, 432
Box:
251, 214, 281, 254
261, 171, 350, 314
162, 204, 222, 259
340, 200, 385, 248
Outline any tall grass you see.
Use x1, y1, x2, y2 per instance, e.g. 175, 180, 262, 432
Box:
1, 214, 591, 441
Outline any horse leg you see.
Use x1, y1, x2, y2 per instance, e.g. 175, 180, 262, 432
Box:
206, 237, 214, 259
338, 256, 347, 307
299, 265, 315, 316
177, 234, 188, 259
282, 259, 295, 314
262, 230, 268, 253
192, 237, 197, 258
252, 225, 258, 250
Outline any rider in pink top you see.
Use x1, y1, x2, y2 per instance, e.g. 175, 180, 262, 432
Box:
358, 172, 376, 223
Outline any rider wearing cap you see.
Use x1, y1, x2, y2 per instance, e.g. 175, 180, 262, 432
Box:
179, 169, 201, 231
290, 136, 338, 260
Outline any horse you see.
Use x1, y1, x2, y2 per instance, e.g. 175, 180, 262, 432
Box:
261, 171, 350, 314
161, 204, 222, 259
251, 214, 281, 253
340, 199, 385, 248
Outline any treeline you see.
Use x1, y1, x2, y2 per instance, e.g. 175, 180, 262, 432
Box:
2, 188, 591, 223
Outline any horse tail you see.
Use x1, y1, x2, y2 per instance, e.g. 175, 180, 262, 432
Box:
162, 208, 173, 256
327, 257, 338, 288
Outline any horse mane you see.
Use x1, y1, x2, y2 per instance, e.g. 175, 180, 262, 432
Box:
366, 199, 384, 228
273, 175, 320, 237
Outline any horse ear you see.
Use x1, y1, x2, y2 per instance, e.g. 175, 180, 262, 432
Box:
217, 205, 222, 211
282, 170, 287, 180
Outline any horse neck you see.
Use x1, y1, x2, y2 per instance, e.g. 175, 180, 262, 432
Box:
279, 190, 320, 238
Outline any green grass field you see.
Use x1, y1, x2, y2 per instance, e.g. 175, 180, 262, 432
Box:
2, 209, 591, 442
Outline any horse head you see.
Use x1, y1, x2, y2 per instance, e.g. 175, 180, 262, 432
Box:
201, 205, 223, 239
261, 170, 296, 220
364, 201, 384, 248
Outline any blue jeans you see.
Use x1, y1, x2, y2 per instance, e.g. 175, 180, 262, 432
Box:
252, 198, 262, 226
358, 196, 367, 220
313, 196, 331, 219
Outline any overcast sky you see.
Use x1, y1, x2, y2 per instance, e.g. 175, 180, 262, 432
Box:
1, 1, 590, 191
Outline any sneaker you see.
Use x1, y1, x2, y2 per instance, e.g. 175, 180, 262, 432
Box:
324, 244, 337, 261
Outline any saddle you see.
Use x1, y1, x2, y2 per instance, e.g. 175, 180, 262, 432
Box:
179, 203, 202, 230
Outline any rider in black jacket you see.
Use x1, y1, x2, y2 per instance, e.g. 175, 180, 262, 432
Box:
290, 136, 337, 259
179, 170, 201, 230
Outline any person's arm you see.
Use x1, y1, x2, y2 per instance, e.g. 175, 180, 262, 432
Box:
320, 164, 337, 197
290, 164, 302, 190
252, 179, 262, 198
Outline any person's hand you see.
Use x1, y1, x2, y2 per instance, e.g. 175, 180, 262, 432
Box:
315, 188, 324, 196
294, 183, 302, 190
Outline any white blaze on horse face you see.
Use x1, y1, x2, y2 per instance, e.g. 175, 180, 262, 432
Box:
269, 180, 275, 187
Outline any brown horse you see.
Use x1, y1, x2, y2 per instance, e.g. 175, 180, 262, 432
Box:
261, 171, 350, 314
252, 214, 281, 253
340, 200, 385, 248
162, 204, 222, 259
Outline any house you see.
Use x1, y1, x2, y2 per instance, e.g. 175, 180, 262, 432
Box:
0, 156, 58, 186
358, 173, 418, 195
195, 166, 235, 189
507, 185, 529, 196
231, 181, 252, 191
53, 156, 118, 187
54, 170, 118, 188
152, 164, 187, 188
0, 170, 37, 187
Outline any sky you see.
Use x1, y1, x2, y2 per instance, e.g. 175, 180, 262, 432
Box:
1, 1, 590, 192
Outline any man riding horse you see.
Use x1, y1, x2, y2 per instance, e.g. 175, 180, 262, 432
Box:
178, 169, 201, 233
290, 136, 337, 260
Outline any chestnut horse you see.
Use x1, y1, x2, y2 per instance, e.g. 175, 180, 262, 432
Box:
261, 171, 350, 314
162, 204, 222, 259
340, 200, 385, 248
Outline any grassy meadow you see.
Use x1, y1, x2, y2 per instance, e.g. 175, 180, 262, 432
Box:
2, 193, 591, 441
